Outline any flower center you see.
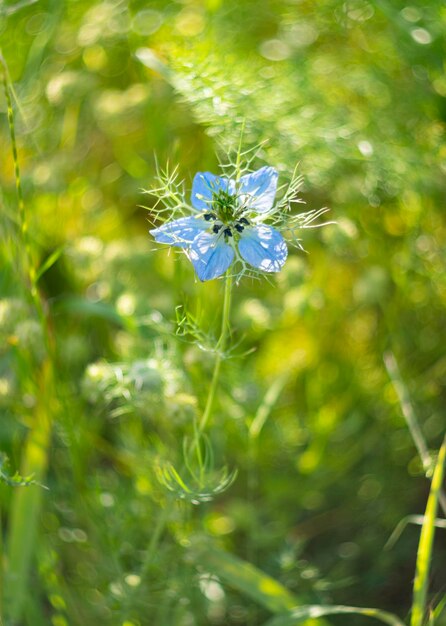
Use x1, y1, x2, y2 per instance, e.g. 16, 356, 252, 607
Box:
203, 214, 250, 241
211, 190, 238, 223
201, 192, 251, 241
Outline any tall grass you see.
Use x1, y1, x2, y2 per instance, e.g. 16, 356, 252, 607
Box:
1, 51, 55, 624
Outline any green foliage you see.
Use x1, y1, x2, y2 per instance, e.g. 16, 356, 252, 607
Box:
190, 537, 302, 613
264, 604, 406, 626
0, 454, 45, 489
0, 0, 446, 625
411, 437, 446, 626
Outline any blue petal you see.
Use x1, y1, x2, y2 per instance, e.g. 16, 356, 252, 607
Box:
238, 225, 287, 272
191, 172, 235, 211
238, 166, 278, 213
150, 216, 208, 248
188, 232, 234, 281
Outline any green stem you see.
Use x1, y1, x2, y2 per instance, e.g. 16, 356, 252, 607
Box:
384, 351, 446, 516
140, 504, 171, 580
198, 272, 232, 433
0, 52, 47, 337
411, 434, 446, 626
139, 273, 233, 577
1, 51, 55, 625
0, 507, 2, 622
1, 58, 30, 282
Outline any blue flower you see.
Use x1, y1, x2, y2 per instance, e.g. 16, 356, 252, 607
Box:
150, 166, 288, 281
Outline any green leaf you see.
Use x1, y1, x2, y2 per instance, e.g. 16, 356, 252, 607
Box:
190, 543, 404, 626
249, 370, 290, 438
385, 515, 446, 551
431, 594, 446, 623
263, 605, 407, 626
411, 435, 446, 626
35, 245, 64, 282
190, 539, 307, 615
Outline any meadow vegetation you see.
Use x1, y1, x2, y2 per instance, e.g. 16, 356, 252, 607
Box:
0, 1, 445, 625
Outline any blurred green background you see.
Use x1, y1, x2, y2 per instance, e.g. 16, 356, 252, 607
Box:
1, 0, 446, 625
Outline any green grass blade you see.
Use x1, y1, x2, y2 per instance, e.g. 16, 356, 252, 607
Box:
411, 435, 446, 626
191, 539, 298, 613
1, 48, 53, 625
384, 352, 446, 515
5, 441, 49, 622
5, 364, 52, 623
431, 594, 446, 623
191, 543, 404, 626
249, 371, 289, 438
190, 538, 328, 625
35, 245, 64, 282
385, 515, 446, 551
263, 605, 407, 626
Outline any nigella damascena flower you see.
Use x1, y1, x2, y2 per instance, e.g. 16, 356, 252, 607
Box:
150, 166, 287, 281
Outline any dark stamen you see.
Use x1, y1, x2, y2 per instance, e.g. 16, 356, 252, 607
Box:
235, 224, 244, 233
239, 217, 249, 226
204, 213, 216, 221
223, 227, 232, 237
212, 224, 222, 234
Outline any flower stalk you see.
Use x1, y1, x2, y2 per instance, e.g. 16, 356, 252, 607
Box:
199, 271, 232, 433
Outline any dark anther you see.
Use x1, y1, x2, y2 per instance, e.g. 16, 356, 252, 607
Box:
204, 213, 216, 221
223, 227, 233, 237
235, 224, 244, 233
239, 217, 249, 226
212, 224, 222, 234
